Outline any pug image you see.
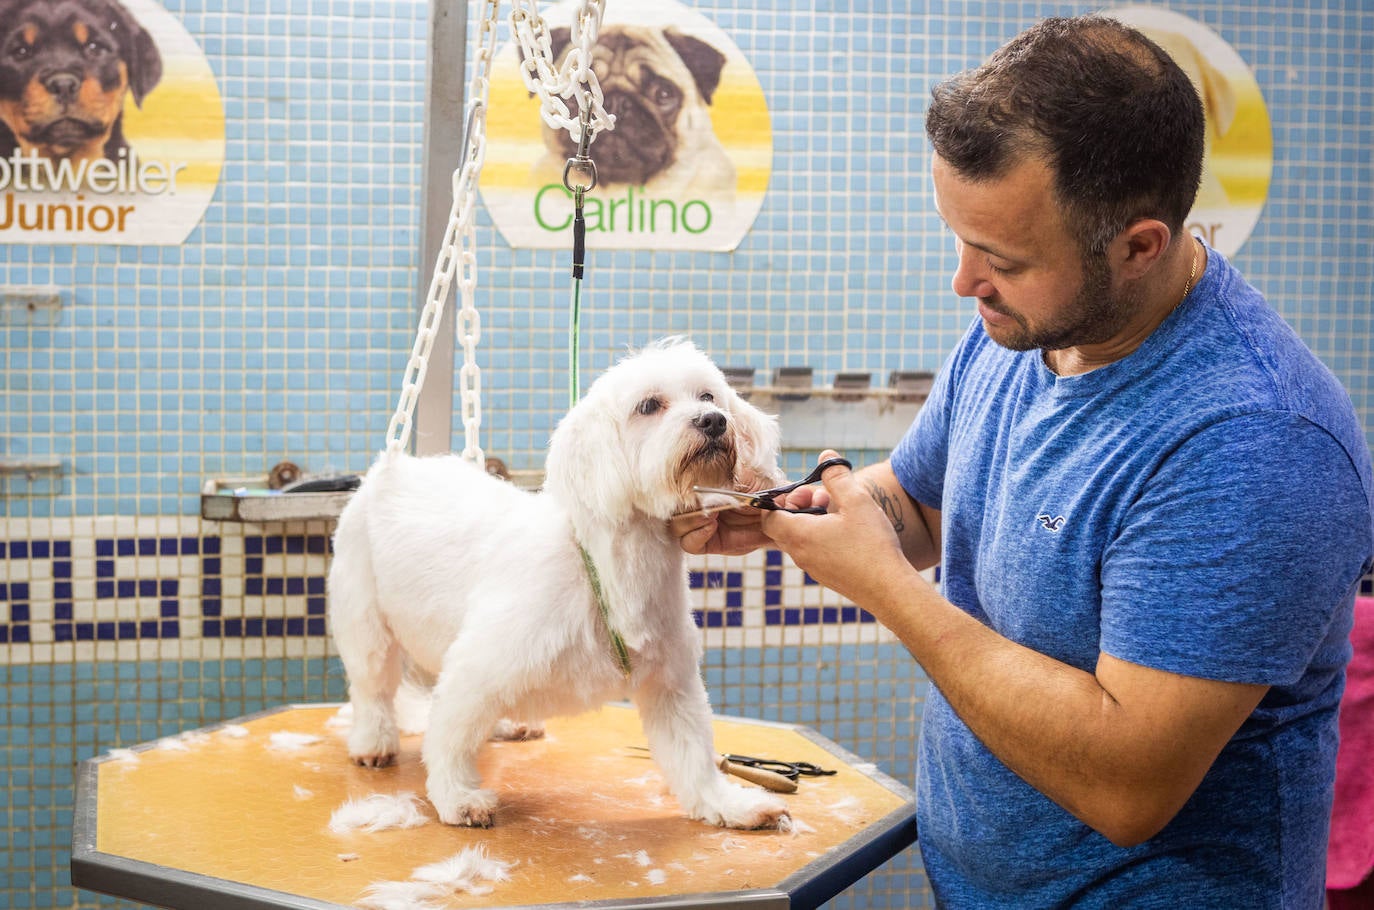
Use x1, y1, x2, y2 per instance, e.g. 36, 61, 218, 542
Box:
533, 25, 737, 199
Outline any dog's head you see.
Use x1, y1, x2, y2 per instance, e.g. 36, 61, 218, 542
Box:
541, 24, 727, 186
0, 0, 162, 162
545, 338, 782, 529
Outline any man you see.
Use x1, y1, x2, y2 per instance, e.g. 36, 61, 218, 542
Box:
676, 16, 1373, 907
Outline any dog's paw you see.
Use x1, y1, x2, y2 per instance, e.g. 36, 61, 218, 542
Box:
347, 729, 399, 768
431, 788, 498, 828
349, 750, 397, 769
694, 785, 791, 831
490, 718, 546, 742
347, 708, 400, 767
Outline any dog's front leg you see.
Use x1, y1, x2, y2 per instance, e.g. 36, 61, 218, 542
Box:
634, 674, 790, 830
421, 650, 507, 828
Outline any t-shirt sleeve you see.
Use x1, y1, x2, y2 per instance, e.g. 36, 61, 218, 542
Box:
891, 359, 953, 511
1100, 411, 1373, 685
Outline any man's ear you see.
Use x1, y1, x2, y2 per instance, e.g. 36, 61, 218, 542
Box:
1110, 218, 1172, 282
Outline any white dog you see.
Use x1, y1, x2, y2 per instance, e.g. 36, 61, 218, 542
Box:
328, 339, 789, 830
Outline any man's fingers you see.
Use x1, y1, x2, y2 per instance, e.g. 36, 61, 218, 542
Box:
817, 449, 858, 501
670, 514, 717, 555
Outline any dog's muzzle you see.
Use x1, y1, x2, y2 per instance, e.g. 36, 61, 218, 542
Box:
692, 411, 727, 440
683, 412, 735, 490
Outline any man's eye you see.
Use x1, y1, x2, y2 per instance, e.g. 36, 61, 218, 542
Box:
636, 398, 662, 416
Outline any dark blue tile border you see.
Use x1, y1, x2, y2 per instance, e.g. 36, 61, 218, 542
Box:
2, 532, 894, 646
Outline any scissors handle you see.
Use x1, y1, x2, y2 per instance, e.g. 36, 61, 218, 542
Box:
761, 456, 853, 500
718, 755, 798, 793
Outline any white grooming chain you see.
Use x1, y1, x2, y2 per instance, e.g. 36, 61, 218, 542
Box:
384, 0, 615, 466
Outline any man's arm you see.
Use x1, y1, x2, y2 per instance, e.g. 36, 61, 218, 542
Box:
762, 456, 1268, 847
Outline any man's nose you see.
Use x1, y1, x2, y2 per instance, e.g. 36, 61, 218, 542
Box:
950, 240, 996, 299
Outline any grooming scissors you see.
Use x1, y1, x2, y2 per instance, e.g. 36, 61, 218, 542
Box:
720, 753, 838, 782
690, 456, 852, 516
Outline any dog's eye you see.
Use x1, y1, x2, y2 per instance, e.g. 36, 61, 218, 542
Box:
635, 397, 662, 416
83, 40, 110, 58
647, 78, 679, 111
698, 392, 714, 403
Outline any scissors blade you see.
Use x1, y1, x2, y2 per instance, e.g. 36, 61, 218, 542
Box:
691, 485, 754, 500
677, 486, 760, 519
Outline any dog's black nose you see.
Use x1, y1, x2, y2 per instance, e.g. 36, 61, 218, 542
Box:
693, 411, 727, 439
44, 73, 81, 104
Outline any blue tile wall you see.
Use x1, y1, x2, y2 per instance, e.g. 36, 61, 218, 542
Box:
1, 0, 1370, 908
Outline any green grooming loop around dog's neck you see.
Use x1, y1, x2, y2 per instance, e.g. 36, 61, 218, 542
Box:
579, 544, 632, 677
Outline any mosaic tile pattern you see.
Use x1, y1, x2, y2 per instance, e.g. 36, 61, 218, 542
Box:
0, 522, 895, 652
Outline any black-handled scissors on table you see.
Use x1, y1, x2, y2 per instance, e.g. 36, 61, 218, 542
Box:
720, 753, 838, 782
690, 456, 852, 516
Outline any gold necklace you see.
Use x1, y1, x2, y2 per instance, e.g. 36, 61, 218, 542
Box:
1180, 237, 1200, 303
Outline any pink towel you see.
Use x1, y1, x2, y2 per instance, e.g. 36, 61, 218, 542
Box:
1329, 596, 1374, 891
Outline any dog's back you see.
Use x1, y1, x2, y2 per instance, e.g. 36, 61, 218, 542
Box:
330, 451, 582, 678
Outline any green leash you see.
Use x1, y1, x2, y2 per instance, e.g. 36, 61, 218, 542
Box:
565, 100, 594, 408
565, 128, 625, 675
579, 544, 632, 677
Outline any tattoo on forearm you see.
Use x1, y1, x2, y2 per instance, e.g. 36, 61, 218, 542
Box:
865, 480, 905, 533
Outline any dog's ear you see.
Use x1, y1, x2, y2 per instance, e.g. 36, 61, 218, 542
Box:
725, 386, 783, 492
664, 30, 726, 105
108, 2, 163, 106
544, 393, 636, 531
127, 28, 163, 106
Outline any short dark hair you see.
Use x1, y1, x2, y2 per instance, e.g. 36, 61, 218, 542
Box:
925, 16, 1205, 256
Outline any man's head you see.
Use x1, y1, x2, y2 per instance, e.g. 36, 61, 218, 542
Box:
925, 15, 1204, 258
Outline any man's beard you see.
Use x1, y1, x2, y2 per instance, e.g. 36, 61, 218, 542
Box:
984, 255, 1135, 352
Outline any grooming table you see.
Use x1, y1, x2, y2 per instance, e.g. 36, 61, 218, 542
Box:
72, 704, 917, 909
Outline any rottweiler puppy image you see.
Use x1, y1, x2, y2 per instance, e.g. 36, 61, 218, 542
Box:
0, 0, 162, 164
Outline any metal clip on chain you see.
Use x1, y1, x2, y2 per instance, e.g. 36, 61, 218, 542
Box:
562, 96, 597, 279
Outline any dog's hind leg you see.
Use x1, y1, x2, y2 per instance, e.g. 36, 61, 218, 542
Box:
327, 538, 402, 768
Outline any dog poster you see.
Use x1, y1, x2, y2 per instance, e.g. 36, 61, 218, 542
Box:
1108, 7, 1273, 257
479, 0, 772, 253
0, 0, 225, 245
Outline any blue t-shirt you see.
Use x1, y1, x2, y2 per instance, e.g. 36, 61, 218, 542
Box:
893, 245, 1374, 908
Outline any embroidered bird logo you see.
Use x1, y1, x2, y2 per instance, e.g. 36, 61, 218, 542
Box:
1036, 514, 1066, 532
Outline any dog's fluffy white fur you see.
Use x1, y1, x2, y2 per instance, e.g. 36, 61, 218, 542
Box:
329, 338, 789, 830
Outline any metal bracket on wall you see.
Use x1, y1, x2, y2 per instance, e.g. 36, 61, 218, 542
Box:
0, 458, 65, 497
0, 459, 64, 478
726, 369, 935, 452
0, 287, 64, 325
200, 477, 355, 523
